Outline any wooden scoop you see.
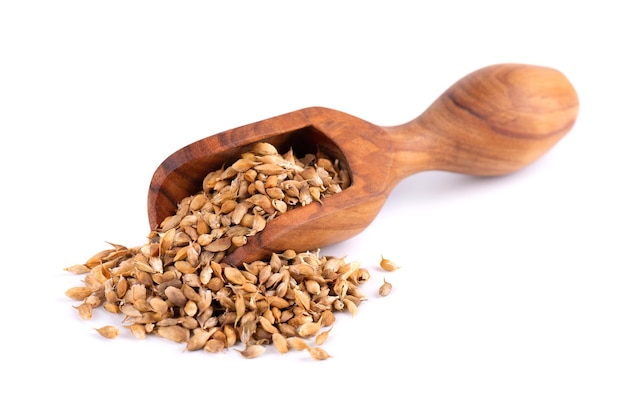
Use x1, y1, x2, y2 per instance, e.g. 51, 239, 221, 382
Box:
148, 63, 578, 266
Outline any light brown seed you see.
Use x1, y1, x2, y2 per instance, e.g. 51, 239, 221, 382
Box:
127, 324, 147, 339
380, 255, 400, 271
258, 315, 278, 334
156, 325, 189, 343
343, 298, 358, 317
205, 338, 225, 353
223, 324, 238, 348
224, 267, 247, 285
65, 286, 93, 301
252, 142, 278, 156
238, 344, 266, 359
272, 332, 289, 354
183, 300, 198, 317
308, 347, 331, 360
164, 286, 187, 307
379, 278, 392, 296
204, 237, 232, 252
234, 292, 246, 326
304, 279, 321, 295
74, 303, 93, 320
186, 329, 211, 351
266, 295, 291, 309
95, 325, 119, 339
64, 264, 91, 274
320, 310, 336, 327
286, 337, 310, 351
298, 320, 322, 337
315, 327, 332, 345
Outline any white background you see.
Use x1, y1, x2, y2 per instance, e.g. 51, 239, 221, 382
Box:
1, 1, 624, 407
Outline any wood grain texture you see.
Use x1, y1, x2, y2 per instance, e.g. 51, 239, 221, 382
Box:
147, 64, 579, 265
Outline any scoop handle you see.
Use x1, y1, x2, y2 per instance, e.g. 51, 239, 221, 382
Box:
382, 64, 579, 180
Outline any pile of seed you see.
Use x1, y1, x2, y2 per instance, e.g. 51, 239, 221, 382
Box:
66, 142, 369, 359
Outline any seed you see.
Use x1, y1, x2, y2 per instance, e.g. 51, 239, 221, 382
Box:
127, 324, 147, 339
286, 337, 310, 351
379, 278, 392, 296
223, 324, 238, 348
74, 303, 93, 320
231, 235, 247, 247
343, 298, 358, 317
205, 338, 225, 353
298, 320, 322, 337
304, 279, 321, 295
308, 347, 331, 360
380, 255, 400, 271
258, 315, 278, 334
252, 142, 278, 156
205, 237, 232, 252
315, 327, 332, 345
164, 286, 187, 308
65, 286, 93, 301
238, 344, 266, 359
174, 260, 196, 274
183, 300, 198, 317
320, 310, 336, 327
186, 329, 211, 351
234, 292, 246, 326
156, 325, 189, 343
224, 267, 247, 285
272, 332, 289, 354
95, 325, 119, 339
64, 264, 91, 274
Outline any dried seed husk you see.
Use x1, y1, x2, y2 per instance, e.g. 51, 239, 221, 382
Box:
164, 286, 187, 307
223, 324, 238, 348
320, 310, 336, 327
308, 347, 331, 360
266, 295, 291, 309
224, 267, 247, 285
183, 300, 198, 317
293, 288, 311, 311
343, 298, 358, 317
304, 279, 321, 295
127, 324, 147, 339
252, 142, 278, 156
234, 292, 246, 326
174, 260, 196, 274
278, 323, 298, 337
258, 315, 278, 334
74, 303, 93, 320
205, 338, 225, 353
149, 297, 169, 315
84, 294, 102, 308
297, 320, 322, 337
186, 329, 211, 351
379, 278, 392, 296
315, 327, 332, 345
286, 337, 310, 351
238, 344, 266, 359
156, 325, 189, 343
64, 264, 91, 274
231, 235, 247, 247
65, 286, 93, 301
103, 302, 120, 314
272, 332, 289, 354
380, 256, 400, 271
95, 325, 119, 339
